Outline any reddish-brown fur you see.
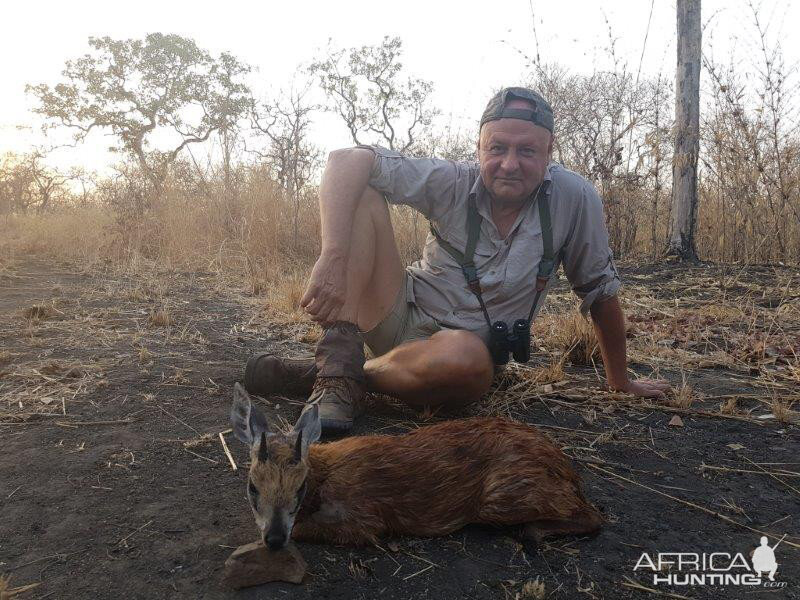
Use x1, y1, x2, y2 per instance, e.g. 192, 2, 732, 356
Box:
289, 417, 603, 546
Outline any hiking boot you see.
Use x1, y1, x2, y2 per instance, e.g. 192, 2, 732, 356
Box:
308, 376, 365, 434
244, 352, 317, 396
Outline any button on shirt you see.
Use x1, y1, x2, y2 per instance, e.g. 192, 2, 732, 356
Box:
362, 146, 621, 342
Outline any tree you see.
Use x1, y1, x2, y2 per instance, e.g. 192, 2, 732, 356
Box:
0, 151, 75, 213
412, 121, 476, 162
668, 0, 701, 260
27, 33, 252, 209
309, 36, 437, 153
250, 84, 323, 247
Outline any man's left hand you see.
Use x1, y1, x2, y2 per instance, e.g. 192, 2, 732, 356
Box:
611, 378, 671, 399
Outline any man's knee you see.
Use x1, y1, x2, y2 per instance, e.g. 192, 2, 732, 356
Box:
429, 329, 494, 393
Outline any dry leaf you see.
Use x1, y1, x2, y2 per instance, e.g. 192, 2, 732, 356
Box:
668, 414, 684, 427
726, 443, 745, 451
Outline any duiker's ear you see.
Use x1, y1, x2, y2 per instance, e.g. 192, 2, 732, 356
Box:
292, 403, 321, 457
230, 383, 269, 446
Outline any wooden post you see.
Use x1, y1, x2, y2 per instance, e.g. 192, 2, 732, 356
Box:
668, 0, 701, 260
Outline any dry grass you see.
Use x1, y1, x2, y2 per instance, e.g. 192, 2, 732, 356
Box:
720, 396, 738, 415
0, 575, 40, 599
137, 346, 152, 363
668, 373, 696, 409
530, 357, 567, 386
771, 399, 798, 424
536, 310, 600, 366
520, 578, 546, 599
21, 302, 59, 321
148, 308, 171, 327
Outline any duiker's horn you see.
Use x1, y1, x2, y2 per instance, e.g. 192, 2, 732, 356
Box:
293, 430, 303, 463
258, 431, 269, 462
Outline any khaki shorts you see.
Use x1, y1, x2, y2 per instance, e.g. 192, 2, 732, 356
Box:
361, 273, 444, 357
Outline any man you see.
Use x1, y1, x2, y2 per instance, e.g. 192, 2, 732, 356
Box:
245, 87, 670, 433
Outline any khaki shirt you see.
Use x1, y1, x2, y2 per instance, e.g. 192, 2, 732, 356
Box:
363, 146, 621, 341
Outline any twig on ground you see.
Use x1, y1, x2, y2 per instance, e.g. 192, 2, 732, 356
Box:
620, 576, 691, 598
589, 464, 800, 549
184, 448, 218, 464
402, 564, 434, 581
741, 456, 800, 499
55, 419, 134, 428
116, 520, 153, 547
156, 404, 199, 434
218, 432, 237, 471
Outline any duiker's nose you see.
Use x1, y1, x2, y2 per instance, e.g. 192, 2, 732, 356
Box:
266, 532, 287, 550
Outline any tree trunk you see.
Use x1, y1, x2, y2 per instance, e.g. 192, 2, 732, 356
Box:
668, 0, 701, 260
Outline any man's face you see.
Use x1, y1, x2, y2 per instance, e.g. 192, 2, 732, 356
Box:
478, 100, 553, 205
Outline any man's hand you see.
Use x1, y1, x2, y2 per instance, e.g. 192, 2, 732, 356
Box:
590, 295, 672, 400
610, 377, 671, 399
300, 253, 348, 327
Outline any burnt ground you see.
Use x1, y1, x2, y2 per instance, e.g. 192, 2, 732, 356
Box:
1, 257, 799, 600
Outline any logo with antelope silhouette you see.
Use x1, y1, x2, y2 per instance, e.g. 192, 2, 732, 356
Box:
633, 535, 788, 588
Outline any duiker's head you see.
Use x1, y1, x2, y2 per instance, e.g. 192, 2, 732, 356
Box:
230, 383, 321, 550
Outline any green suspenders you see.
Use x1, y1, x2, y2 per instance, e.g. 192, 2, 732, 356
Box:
429, 181, 555, 326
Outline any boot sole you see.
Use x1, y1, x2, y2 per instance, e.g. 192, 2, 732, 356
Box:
319, 417, 354, 435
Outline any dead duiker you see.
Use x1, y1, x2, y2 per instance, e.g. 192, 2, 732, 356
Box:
230, 383, 602, 549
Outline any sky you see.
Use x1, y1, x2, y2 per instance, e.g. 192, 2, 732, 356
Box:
1, 0, 798, 175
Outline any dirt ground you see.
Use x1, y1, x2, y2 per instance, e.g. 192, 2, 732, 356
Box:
1, 258, 798, 599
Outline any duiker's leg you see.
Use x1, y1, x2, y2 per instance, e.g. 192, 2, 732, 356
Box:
291, 521, 381, 547
364, 329, 494, 407
522, 513, 603, 544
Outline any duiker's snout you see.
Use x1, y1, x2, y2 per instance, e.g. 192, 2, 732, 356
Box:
265, 530, 288, 550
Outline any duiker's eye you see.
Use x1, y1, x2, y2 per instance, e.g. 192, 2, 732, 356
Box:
248, 480, 259, 498
291, 480, 308, 513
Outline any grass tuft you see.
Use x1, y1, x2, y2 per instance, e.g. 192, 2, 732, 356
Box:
668, 373, 696, 409
148, 308, 171, 327
520, 578, 546, 599
22, 303, 58, 321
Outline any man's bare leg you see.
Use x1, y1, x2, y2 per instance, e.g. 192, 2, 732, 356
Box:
365, 330, 494, 407
315, 185, 494, 405
334, 186, 405, 331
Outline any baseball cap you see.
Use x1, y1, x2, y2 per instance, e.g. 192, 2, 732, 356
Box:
480, 87, 554, 133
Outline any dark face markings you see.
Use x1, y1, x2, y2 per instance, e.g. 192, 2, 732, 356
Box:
291, 478, 308, 514
248, 479, 259, 507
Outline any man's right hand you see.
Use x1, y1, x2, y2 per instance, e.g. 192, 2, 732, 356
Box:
300, 253, 348, 327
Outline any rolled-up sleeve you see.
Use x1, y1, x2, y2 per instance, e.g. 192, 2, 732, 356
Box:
560, 181, 621, 315
357, 145, 461, 221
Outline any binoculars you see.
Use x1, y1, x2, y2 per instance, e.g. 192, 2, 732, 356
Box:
488, 318, 531, 365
